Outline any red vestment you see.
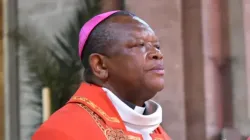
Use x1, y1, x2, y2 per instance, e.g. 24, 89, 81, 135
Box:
32, 83, 171, 140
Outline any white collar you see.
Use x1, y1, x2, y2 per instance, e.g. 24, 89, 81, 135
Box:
102, 87, 162, 128
134, 106, 145, 114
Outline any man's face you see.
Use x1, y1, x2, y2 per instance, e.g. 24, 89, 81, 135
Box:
105, 16, 165, 100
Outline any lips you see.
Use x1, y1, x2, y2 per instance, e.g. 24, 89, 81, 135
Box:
149, 64, 165, 75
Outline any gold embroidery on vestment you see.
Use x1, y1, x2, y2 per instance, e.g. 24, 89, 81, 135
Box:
127, 135, 141, 140
72, 96, 120, 123
78, 104, 141, 140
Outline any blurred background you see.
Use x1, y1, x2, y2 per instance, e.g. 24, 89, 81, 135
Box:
0, 0, 250, 140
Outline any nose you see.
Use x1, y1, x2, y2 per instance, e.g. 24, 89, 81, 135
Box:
148, 50, 163, 60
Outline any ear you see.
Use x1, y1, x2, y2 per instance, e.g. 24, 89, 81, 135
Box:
89, 53, 108, 80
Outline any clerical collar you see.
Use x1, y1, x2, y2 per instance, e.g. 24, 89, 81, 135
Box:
102, 87, 163, 138
123, 100, 146, 114
102, 87, 146, 115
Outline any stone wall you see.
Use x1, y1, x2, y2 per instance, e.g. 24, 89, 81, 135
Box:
0, 0, 4, 138
229, 0, 250, 136
244, 0, 250, 137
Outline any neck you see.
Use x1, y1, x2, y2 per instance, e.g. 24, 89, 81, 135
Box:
85, 79, 152, 107
85, 77, 104, 87
103, 83, 148, 107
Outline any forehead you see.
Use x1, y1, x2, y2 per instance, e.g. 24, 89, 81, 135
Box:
107, 16, 159, 42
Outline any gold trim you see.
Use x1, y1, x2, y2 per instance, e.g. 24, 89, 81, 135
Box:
72, 96, 120, 123
127, 135, 141, 140
78, 104, 141, 140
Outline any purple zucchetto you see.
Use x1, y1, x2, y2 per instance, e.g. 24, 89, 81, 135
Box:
78, 10, 120, 60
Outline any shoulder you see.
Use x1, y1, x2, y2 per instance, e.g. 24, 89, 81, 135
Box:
42, 103, 98, 130
32, 103, 103, 140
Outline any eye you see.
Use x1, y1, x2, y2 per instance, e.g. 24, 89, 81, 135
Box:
139, 42, 145, 46
155, 45, 160, 50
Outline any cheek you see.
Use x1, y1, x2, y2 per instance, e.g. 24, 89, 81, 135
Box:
124, 58, 143, 74
117, 56, 144, 77
108, 48, 146, 79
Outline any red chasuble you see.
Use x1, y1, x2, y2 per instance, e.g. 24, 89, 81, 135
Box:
32, 83, 171, 140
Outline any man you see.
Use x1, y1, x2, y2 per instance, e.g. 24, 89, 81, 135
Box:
32, 10, 170, 140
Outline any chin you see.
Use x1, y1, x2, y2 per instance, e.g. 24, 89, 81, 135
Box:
146, 78, 165, 93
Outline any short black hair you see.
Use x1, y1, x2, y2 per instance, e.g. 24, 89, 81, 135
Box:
81, 11, 135, 81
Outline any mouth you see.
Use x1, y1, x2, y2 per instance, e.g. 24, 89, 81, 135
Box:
148, 65, 165, 75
